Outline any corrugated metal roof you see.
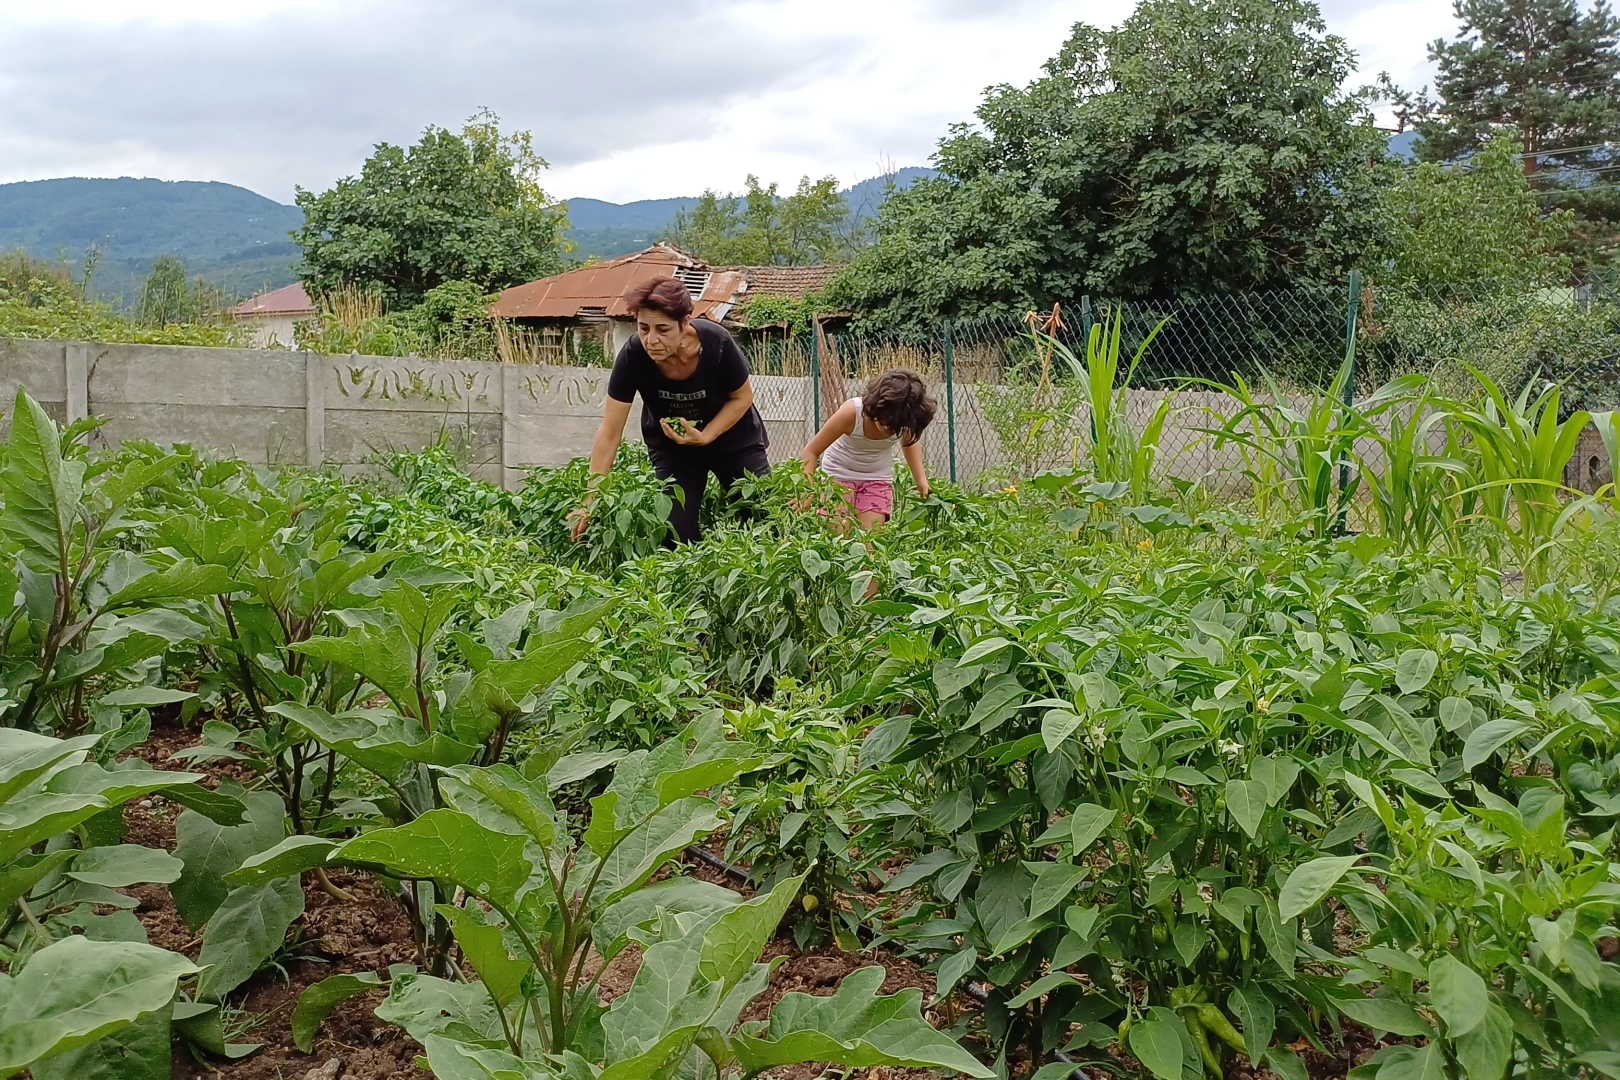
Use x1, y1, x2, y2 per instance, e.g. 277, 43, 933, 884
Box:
489, 245, 745, 320
229, 282, 315, 317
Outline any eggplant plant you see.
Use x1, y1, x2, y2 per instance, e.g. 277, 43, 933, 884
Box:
234, 719, 992, 1079
0, 728, 245, 1078
256, 583, 613, 973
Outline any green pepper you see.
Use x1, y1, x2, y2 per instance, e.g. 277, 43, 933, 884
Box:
1197, 1003, 1247, 1054
1117, 1016, 1133, 1046
1240, 927, 1252, 961
1182, 1011, 1223, 1077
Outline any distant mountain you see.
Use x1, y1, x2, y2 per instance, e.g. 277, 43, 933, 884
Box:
0, 177, 304, 308
560, 167, 937, 261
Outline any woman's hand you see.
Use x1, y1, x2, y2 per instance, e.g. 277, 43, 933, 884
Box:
660, 417, 711, 446
567, 505, 591, 542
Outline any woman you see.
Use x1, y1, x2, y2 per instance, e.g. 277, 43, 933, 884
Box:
568, 277, 770, 544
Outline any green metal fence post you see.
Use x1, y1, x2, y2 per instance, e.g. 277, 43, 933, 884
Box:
1080, 295, 1094, 345
1337, 270, 1362, 533
809, 322, 821, 433
943, 318, 957, 484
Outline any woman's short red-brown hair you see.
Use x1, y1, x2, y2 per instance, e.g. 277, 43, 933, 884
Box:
623, 277, 693, 322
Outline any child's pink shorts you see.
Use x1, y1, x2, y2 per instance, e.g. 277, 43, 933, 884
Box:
837, 479, 894, 518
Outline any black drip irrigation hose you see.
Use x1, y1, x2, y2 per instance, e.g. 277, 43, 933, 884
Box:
961, 982, 1091, 1080
684, 845, 752, 885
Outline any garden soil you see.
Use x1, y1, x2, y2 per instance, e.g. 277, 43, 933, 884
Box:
118, 718, 1380, 1080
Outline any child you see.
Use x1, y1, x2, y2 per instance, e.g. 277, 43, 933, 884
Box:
800, 369, 937, 530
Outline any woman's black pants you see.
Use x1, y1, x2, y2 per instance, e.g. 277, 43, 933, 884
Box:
648, 445, 771, 544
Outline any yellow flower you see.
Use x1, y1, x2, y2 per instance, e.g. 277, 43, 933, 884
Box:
1136, 538, 1153, 550
1004, 485, 1018, 495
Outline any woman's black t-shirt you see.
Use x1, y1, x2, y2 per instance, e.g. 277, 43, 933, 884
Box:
606, 319, 768, 455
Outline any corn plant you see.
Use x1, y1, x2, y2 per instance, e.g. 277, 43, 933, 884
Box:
1041, 310, 1171, 500
1449, 368, 1590, 588
1353, 389, 1468, 553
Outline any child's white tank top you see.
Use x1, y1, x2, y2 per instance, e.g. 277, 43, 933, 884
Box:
821, 397, 898, 483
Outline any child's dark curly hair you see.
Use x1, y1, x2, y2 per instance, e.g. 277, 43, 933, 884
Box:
863, 369, 937, 446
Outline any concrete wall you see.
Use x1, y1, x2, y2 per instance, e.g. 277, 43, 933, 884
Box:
2, 339, 1611, 495
0, 340, 819, 488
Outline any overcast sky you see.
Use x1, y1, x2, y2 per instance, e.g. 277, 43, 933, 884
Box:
0, 0, 1459, 207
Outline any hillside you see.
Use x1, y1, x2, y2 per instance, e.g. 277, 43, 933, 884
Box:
0, 177, 303, 308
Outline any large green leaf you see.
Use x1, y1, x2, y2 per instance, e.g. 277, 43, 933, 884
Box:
698, 873, 806, 991
1454, 1001, 1513, 1080
0, 387, 82, 575
225, 835, 338, 888
1127, 1011, 1191, 1080
65, 845, 183, 888
1462, 719, 1530, 772
172, 790, 286, 931
270, 702, 476, 775
196, 876, 305, 1001
602, 912, 726, 1062
0, 731, 100, 805
1333, 994, 1433, 1038
1394, 648, 1439, 694
375, 972, 504, 1047
420, 1034, 560, 1080
1225, 779, 1268, 839
29, 1005, 171, 1080
291, 972, 383, 1053
0, 935, 196, 1078
0, 793, 109, 863
729, 966, 994, 1078
588, 796, 724, 904
1278, 855, 1362, 921
291, 624, 420, 720
1428, 955, 1488, 1037
335, 809, 529, 907
437, 764, 557, 846
439, 904, 530, 1009
594, 878, 743, 954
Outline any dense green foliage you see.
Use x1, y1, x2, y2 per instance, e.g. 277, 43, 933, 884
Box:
0, 253, 241, 347
830, 0, 1393, 326
1384, 133, 1574, 292
293, 110, 570, 308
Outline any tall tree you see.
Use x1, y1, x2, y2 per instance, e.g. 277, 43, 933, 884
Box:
293, 110, 569, 307
135, 255, 225, 326
1407, 0, 1620, 268
1386, 133, 1574, 291
829, 0, 1392, 326
668, 175, 849, 265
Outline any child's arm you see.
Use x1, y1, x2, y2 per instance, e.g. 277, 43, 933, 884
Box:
800, 400, 859, 477
901, 439, 930, 498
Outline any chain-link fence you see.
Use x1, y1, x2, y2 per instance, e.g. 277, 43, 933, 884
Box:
731, 270, 1620, 490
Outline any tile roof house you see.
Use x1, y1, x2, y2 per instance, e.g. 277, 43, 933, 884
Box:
228, 283, 316, 348
488, 246, 839, 364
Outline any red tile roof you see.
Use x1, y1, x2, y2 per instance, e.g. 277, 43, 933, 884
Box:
725, 264, 838, 300
489, 245, 744, 321
229, 282, 315, 317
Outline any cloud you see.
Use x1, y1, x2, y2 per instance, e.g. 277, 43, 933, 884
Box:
0, 0, 1449, 204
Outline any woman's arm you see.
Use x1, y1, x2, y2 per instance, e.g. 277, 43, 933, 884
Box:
799, 400, 858, 476
901, 438, 930, 497
570, 397, 634, 540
